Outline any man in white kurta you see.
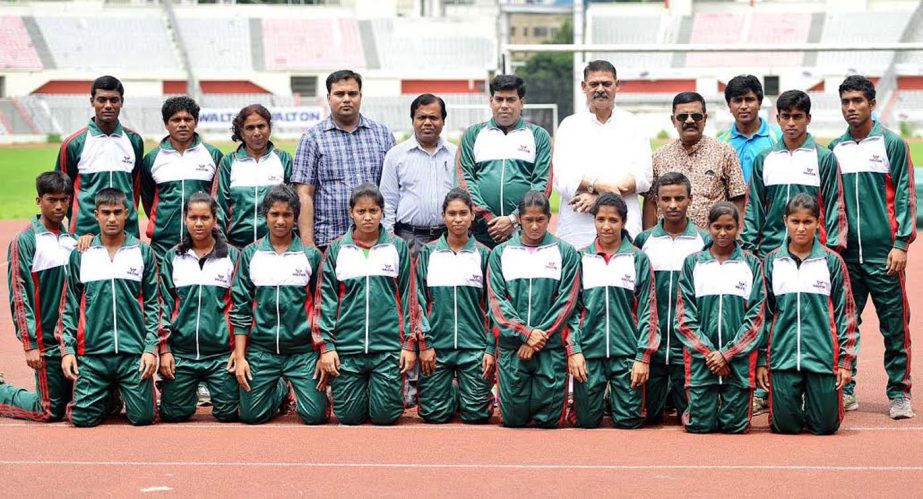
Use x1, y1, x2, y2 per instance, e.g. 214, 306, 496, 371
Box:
553, 60, 653, 248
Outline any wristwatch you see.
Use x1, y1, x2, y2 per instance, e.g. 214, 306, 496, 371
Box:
587, 177, 598, 194
508, 214, 519, 226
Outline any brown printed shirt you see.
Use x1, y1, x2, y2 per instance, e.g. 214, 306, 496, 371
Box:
649, 135, 747, 228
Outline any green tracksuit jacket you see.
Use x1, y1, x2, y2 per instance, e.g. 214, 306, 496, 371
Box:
675, 244, 767, 388
634, 219, 711, 365
314, 227, 416, 355
759, 241, 858, 374
416, 235, 494, 354
487, 232, 581, 351
60, 234, 161, 356
8, 217, 76, 354
742, 135, 847, 257
829, 121, 916, 263
214, 142, 292, 248
230, 237, 321, 355
567, 238, 659, 362
56, 119, 144, 237
456, 118, 552, 245
140, 134, 223, 257
160, 237, 239, 360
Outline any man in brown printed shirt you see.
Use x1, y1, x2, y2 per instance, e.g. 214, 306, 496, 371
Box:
643, 92, 747, 229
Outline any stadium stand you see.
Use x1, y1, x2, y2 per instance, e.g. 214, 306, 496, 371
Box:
815, 12, 908, 72
176, 17, 253, 73
587, 14, 672, 70
33, 16, 181, 72
369, 19, 495, 71
261, 18, 366, 71
0, 15, 43, 70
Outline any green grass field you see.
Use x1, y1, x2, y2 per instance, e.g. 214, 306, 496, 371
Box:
1, 138, 922, 220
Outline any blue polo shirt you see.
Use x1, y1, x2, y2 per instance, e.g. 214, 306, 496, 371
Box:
718, 118, 781, 184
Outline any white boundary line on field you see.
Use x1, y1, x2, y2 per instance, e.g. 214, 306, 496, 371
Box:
0, 460, 921, 472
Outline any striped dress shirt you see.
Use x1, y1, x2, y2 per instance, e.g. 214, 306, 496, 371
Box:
379, 136, 457, 230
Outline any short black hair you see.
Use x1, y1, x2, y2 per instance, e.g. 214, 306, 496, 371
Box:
776, 90, 811, 114
518, 190, 550, 218
707, 201, 739, 225
724, 75, 764, 104
94, 187, 128, 209
349, 183, 385, 210
583, 60, 617, 80
489, 75, 526, 98
35, 171, 72, 197
410, 93, 447, 120
91, 75, 124, 98
442, 187, 473, 214
231, 104, 271, 143
589, 192, 628, 221
655, 171, 692, 197
785, 192, 820, 219
838, 75, 876, 101
672, 92, 706, 113
260, 184, 300, 220
161, 96, 200, 123
326, 69, 363, 93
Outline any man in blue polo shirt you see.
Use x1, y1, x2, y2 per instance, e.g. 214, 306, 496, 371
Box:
718, 75, 781, 184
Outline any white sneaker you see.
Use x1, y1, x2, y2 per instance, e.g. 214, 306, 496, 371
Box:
752, 396, 769, 416
843, 393, 859, 412
889, 398, 915, 420
197, 385, 212, 407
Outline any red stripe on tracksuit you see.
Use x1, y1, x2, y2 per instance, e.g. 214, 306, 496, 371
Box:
311, 251, 332, 352
674, 293, 712, 357
485, 268, 531, 340
9, 230, 33, 351
642, 266, 659, 363
145, 186, 161, 240
58, 128, 86, 234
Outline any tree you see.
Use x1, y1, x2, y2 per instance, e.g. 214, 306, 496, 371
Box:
517, 18, 574, 132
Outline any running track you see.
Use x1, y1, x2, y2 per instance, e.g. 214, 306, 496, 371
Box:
0, 219, 921, 497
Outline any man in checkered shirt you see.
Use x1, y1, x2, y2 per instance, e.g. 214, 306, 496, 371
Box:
294, 70, 396, 252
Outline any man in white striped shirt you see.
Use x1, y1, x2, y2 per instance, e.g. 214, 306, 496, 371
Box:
380, 93, 458, 257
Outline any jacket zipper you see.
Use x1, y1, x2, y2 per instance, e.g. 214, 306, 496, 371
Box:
666, 273, 673, 364
717, 295, 723, 385
855, 176, 863, 263
796, 289, 802, 371
275, 285, 281, 354
253, 185, 259, 244
453, 286, 459, 349
364, 275, 370, 354
527, 278, 532, 327
195, 283, 202, 360
180, 179, 186, 244
605, 285, 611, 358
499, 159, 506, 217
111, 278, 119, 354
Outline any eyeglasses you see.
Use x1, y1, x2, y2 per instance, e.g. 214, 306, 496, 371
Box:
675, 113, 705, 122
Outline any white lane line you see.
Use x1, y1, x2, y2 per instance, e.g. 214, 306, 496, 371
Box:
1, 461, 922, 472
140, 486, 172, 493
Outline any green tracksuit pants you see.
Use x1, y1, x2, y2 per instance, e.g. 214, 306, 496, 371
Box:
844, 261, 911, 400
160, 354, 239, 423
497, 347, 567, 429
685, 384, 752, 434
70, 354, 156, 427
573, 356, 645, 429
645, 361, 686, 423
0, 353, 71, 422
417, 349, 492, 424
332, 351, 404, 426
239, 350, 327, 425
769, 369, 842, 435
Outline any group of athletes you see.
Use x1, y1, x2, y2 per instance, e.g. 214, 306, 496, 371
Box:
0, 71, 914, 435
